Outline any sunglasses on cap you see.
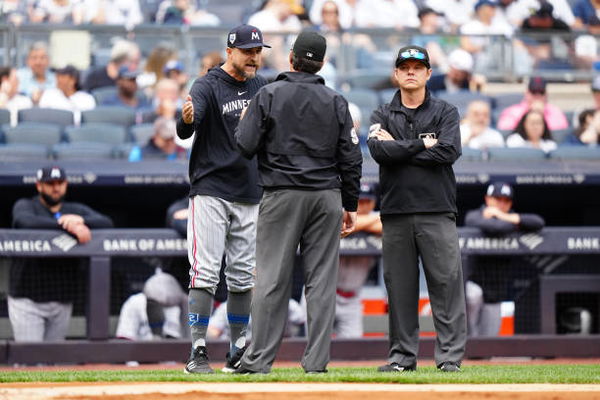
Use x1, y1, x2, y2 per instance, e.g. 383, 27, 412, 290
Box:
399, 49, 427, 60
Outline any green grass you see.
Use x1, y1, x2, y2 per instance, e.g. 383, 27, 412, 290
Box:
1, 365, 599, 384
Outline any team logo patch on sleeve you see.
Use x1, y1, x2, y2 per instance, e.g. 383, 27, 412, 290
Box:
350, 128, 359, 145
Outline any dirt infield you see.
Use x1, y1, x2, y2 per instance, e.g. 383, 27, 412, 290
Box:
1, 382, 600, 400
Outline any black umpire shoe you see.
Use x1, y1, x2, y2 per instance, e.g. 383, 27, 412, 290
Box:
232, 366, 260, 375
184, 346, 214, 374
377, 362, 417, 372
222, 345, 248, 373
438, 361, 461, 372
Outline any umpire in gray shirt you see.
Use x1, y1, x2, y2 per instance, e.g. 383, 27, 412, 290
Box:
234, 30, 362, 374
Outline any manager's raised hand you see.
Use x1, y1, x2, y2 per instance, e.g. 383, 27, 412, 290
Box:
182, 95, 194, 124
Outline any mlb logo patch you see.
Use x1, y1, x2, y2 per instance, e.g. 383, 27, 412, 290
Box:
229, 33, 236, 45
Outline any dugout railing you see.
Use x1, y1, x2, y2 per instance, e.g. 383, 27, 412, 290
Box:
0, 227, 599, 365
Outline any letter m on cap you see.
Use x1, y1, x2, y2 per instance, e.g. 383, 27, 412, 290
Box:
252, 31, 260, 40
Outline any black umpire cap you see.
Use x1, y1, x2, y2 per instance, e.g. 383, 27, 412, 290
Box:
292, 30, 327, 62
227, 24, 271, 49
395, 45, 431, 69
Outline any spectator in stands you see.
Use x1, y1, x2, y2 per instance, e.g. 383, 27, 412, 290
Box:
198, 51, 224, 77
427, 0, 485, 33
163, 60, 189, 95
573, 0, 600, 29
129, 117, 186, 161
508, 0, 576, 28
506, 109, 558, 152
99, 66, 151, 110
29, 0, 84, 24
207, 299, 306, 342
335, 182, 381, 338
464, 181, 545, 336
564, 108, 600, 145
38, 65, 96, 124
574, 15, 600, 70
17, 41, 56, 103
116, 269, 188, 340
353, 0, 419, 30
460, 0, 514, 72
0, 0, 29, 25
411, 7, 448, 72
428, 48, 487, 94
497, 76, 569, 131
309, 0, 359, 29
83, 39, 141, 92
81, 0, 143, 30
0, 66, 33, 126
248, 0, 304, 71
8, 166, 114, 342
159, 0, 220, 26
153, 78, 182, 117
460, 100, 505, 149
137, 44, 177, 94
166, 196, 188, 236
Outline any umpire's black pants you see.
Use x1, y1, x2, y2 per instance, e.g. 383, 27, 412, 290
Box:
381, 212, 466, 367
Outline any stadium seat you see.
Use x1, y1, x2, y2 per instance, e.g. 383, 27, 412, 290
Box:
17, 108, 74, 128
343, 89, 380, 121
3, 122, 62, 146
0, 143, 49, 161
91, 86, 118, 104
0, 109, 10, 126
378, 88, 397, 105
437, 91, 492, 119
551, 128, 572, 145
549, 146, 600, 160
344, 70, 392, 90
459, 147, 484, 161
52, 142, 116, 160
492, 93, 522, 110
65, 123, 128, 145
81, 107, 137, 127
130, 123, 155, 146
487, 147, 547, 160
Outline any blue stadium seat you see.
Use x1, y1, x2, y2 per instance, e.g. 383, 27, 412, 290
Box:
378, 88, 397, 105
459, 147, 484, 161
436, 91, 492, 119
487, 147, 547, 160
130, 123, 155, 146
551, 128, 572, 145
91, 86, 118, 104
492, 93, 522, 110
549, 146, 600, 160
343, 89, 380, 122
17, 108, 74, 128
65, 123, 128, 145
52, 142, 116, 160
81, 107, 137, 127
4, 122, 62, 146
0, 109, 10, 126
0, 143, 49, 161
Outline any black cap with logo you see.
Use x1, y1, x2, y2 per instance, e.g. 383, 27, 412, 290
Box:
227, 24, 271, 49
292, 30, 327, 62
395, 45, 431, 69
486, 182, 513, 199
37, 166, 66, 182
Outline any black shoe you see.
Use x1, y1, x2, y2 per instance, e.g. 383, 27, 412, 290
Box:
184, 346, 214, 374
232, 365, 259, 375
438, 361, 461, 372
222, 345, 248, 373
305, 369, 328, 374
377, 362, 416, 372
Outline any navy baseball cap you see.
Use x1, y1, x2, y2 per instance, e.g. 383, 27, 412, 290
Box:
486, 182, 513, 199
359, 182, 377, 200
37, 166, 66, 182
528, 76, 547, 94
227, 24, 271, 49
163, 60, 184, 74
395, 45, 431, 69
475, 0, 497, 11
292, 30, 327, 62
